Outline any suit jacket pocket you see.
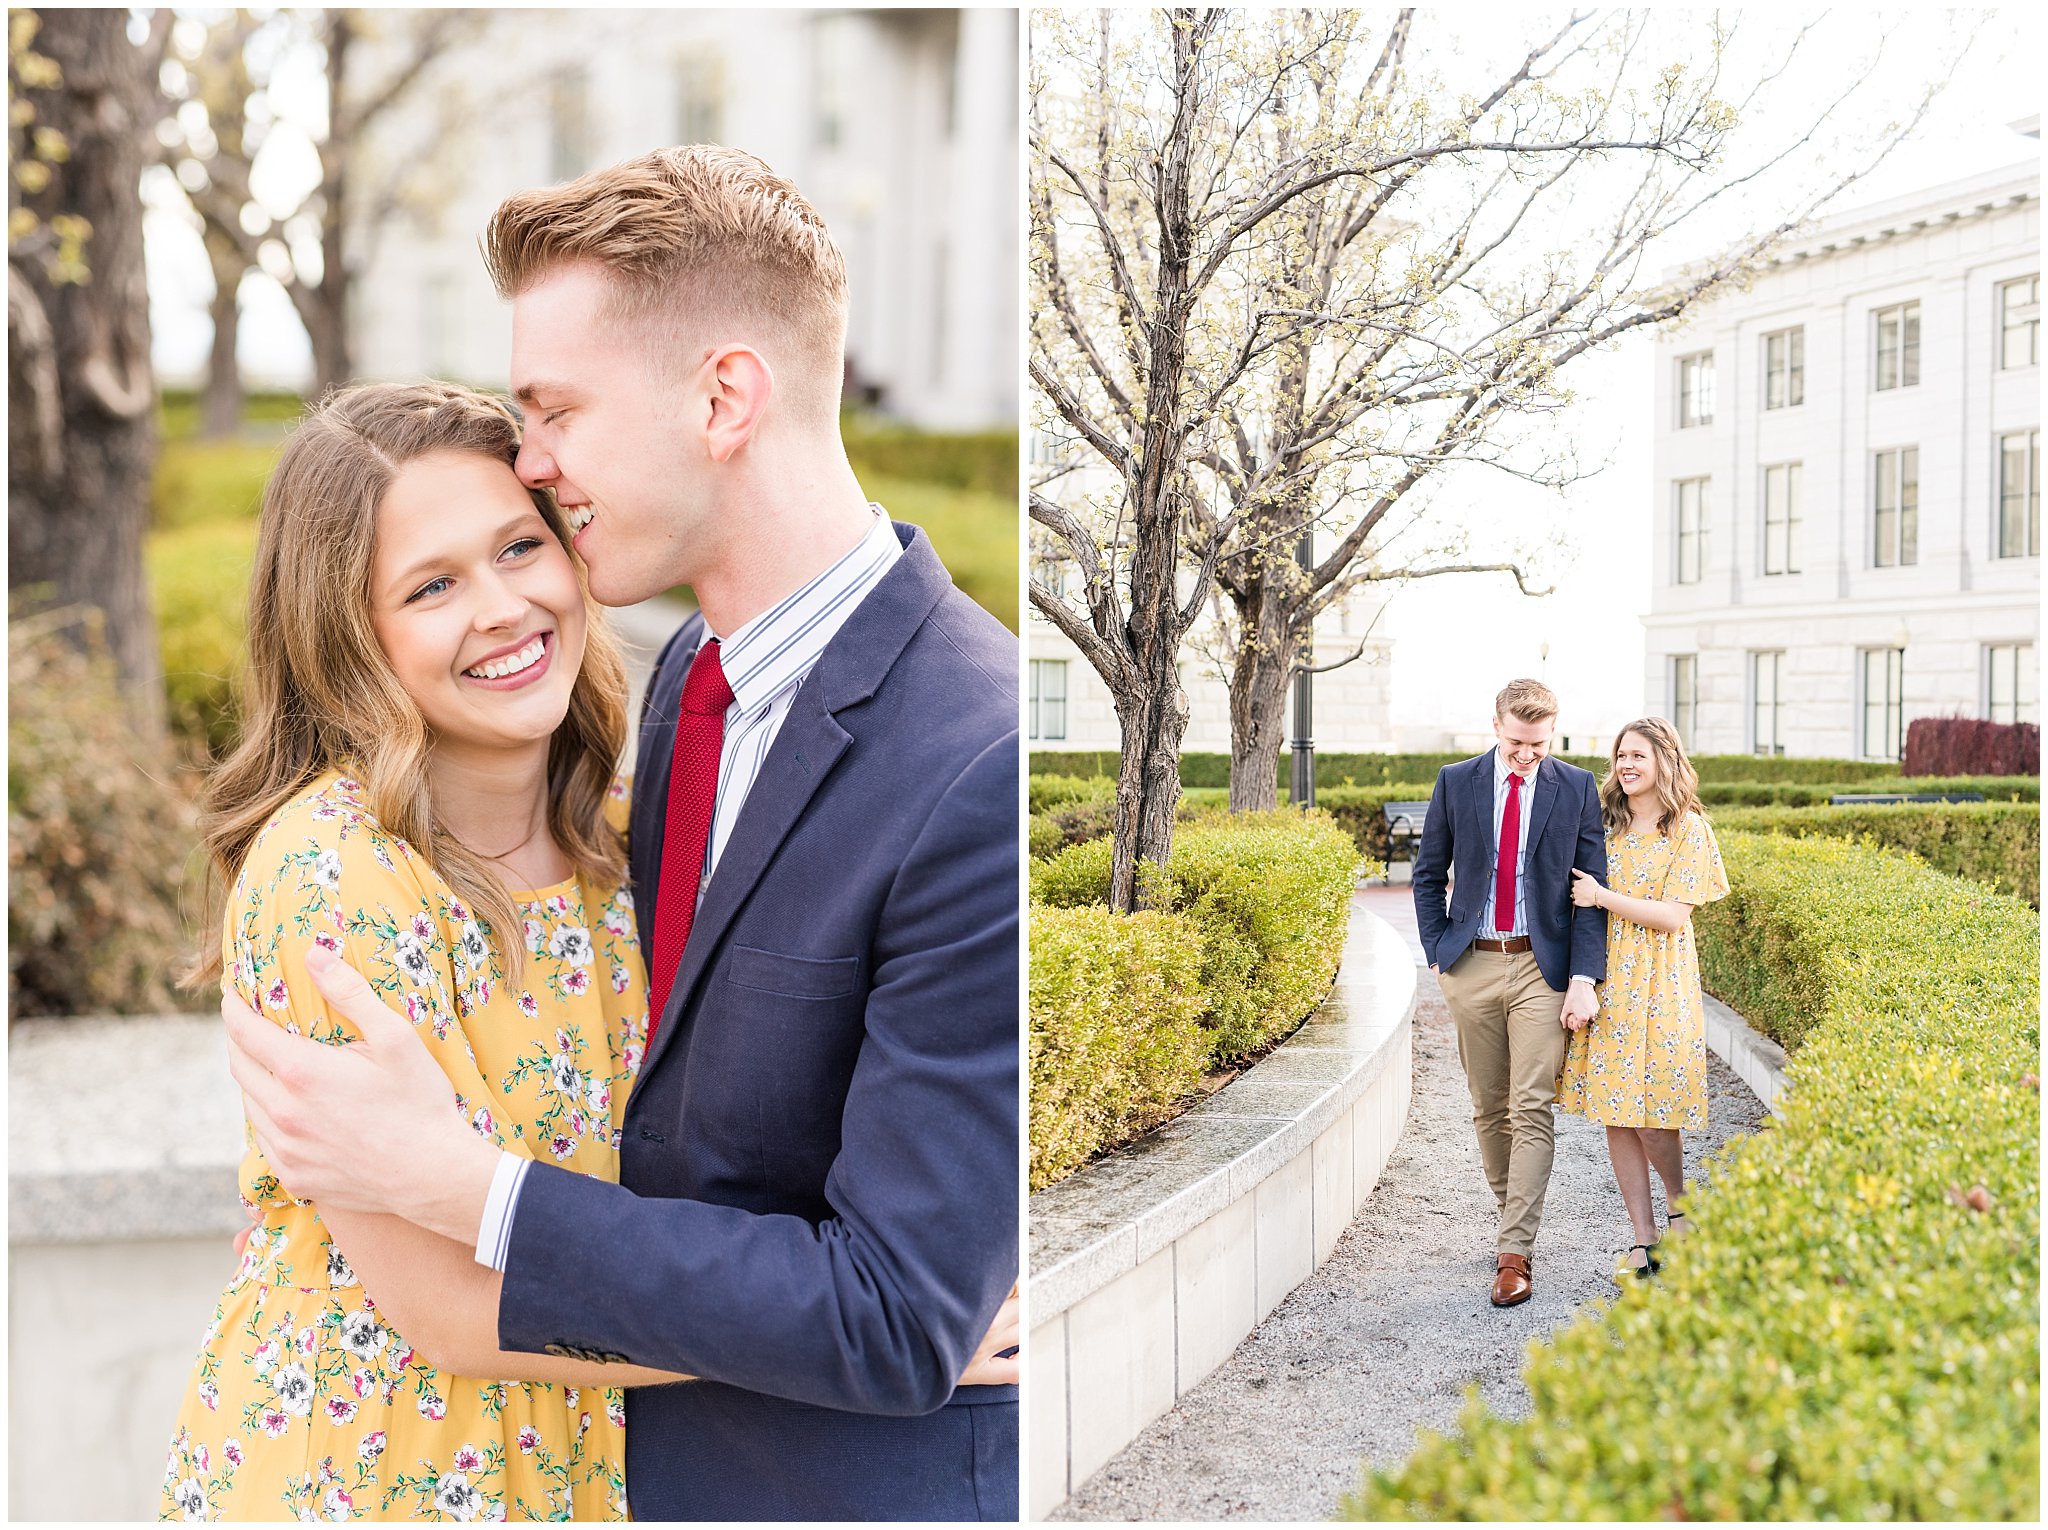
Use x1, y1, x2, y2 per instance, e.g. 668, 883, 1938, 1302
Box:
728, 944, 861, 1000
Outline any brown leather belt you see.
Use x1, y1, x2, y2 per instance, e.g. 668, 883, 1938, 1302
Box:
1471, 936, 1533, 953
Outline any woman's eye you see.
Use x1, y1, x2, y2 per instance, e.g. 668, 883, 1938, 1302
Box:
407, 576, 453, 603
504, 537, 545, 559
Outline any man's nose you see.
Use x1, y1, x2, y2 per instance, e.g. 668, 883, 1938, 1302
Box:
514, 435, 555, 488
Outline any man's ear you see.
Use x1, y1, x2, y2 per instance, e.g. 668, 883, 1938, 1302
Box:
702, 345, 774, 464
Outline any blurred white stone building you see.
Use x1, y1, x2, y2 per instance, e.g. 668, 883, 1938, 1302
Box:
350, 8, 1017, 430
1642, 151, 2039, 759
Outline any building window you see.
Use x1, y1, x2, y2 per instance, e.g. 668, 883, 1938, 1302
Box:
1987, 643, 2037, 725
1762, 462, 1802, 575
1750, 651, 1785, 757
1031, 553, 1070, 605
1874, 301, 1920, 391
1872, 446, 1919, 567
1998, 429, 2039, 559
674, 53, 725, 144
549, 67, 589, 182
1029, 659, 1068, 741
2000, 275, 2039, 370
1671, 655, 1697, 747
1763, 326, 1804, 409
1861, 648, 1904, 761
1677, 352, 1714, 428
1674, 478, 1708, 584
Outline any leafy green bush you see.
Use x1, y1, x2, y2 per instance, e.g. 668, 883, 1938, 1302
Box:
1029, 773, 1114, 813
1696, 776, 2037, 808
147, 518, 259, 760
1028, 904, 1209, 1189
865, 472, 1017, 632
158, 387, 306, 443
8, 611, 206, 1018
1358, 833, 2039, 1519
151, 437, 278, 532
1027, 750, 1923, 789
1028, 812, 1065, 861
844, 417, 1017, 498
1034, 811, 1365, 1065
1714, 802, 2039, 908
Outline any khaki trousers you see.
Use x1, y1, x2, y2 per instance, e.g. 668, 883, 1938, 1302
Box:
1436, 948, 1568, 1259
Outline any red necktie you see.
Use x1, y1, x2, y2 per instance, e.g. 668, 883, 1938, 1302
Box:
648, 639, 734, 1043
1494, 771, 1523, 936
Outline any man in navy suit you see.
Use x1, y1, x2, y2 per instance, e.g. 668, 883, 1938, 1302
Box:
1412, 679, 1607, 1308
223, 147, 1018, 1519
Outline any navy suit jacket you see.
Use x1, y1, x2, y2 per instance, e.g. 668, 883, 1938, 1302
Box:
498, 525, 1019, 1521
1411, 750, 1609, 992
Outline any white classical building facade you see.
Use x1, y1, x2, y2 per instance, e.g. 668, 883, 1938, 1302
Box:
1642, 158, 2039, 759
349, 8, 1017, 430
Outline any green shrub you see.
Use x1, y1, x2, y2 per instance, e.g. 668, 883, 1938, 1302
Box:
1029, 773, 1113, 813
867, 472, 1017, 632
8, 611, 207, 1018
1359, 834, 2039, 1519
1028, 904, 1209, 1189
151, 437, 278, 532
148, 518, 259, 760
158, 387, 306, 443
843, 418, 1017, 498
1027, 750, 1922, 789
1034, 812, 1365, 1065
1028, 812, 1065, 861
1697, 776, 2037, 808
1713, 802, 2039, 908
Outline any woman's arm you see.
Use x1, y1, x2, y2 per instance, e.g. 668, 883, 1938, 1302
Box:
1570, 868, 1694, 934
323, 1205, 695, 1387
324, 1208, 1024, 1390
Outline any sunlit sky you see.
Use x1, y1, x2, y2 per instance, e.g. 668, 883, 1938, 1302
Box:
145, 9, 2040, 739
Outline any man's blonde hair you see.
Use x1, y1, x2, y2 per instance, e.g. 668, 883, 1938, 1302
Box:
483, 146, 849, 410
1494, 678, 1560, 724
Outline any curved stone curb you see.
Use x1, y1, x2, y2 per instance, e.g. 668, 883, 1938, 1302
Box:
1702, 993, 1791, 1114
1027, 908, 1418, 1517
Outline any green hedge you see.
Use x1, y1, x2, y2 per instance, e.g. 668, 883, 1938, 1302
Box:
1714, 802, 2039, 908
1358, 834, 2039, 1518
1033, 812, 1363, 1066
1028, 905, 1209, 1190
148, 518, 258, 760
843, 417, 1017, 498
1695, 776, 2037, 808
1028, 750, 1935, 788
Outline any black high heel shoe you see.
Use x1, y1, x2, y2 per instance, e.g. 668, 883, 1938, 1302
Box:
1616, 1242, 1660, 1281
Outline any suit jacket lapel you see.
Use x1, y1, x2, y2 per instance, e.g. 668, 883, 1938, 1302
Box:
1523, 755, 1561, 859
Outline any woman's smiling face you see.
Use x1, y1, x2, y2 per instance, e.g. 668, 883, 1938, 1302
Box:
368, 450, 587, 759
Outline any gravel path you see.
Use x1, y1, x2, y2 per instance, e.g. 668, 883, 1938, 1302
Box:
1053, 896, 1770, 1523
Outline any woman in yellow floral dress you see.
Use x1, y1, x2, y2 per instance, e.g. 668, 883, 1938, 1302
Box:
159, 382, 668, 1520
1557, 716, 1729, 1281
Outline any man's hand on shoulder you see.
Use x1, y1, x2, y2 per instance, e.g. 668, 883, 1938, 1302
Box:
224, 945, 499, 1242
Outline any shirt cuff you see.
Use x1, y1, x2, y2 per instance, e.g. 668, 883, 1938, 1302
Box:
474, 1151, 530, 1272
1570, 974, 1597, 987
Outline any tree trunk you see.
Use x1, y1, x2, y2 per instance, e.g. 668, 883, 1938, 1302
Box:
1107, 667, 1190, 913
8, 8, 164, 740
1226, 572, 1301, 811
201, 227, 245, 437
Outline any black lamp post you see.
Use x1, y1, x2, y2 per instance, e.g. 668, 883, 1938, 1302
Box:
1289, 527, 1314, 809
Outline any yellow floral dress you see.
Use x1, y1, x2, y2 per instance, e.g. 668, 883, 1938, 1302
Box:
1558, 811, 1729, 1130
160, 770, 647, 1522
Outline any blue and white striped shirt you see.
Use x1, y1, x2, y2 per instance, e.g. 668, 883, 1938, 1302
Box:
476, 509, 903, 1271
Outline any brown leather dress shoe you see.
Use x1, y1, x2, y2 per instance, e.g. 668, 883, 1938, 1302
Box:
1491, 1251, 1532, 1307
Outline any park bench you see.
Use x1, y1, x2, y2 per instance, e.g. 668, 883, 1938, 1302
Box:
1384, 799, 1432, 859
1827, 792, 1987, 805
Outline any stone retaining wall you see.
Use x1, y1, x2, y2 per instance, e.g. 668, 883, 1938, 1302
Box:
1026, 908, 1419, 1517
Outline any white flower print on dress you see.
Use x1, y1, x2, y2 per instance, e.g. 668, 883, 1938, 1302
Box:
458, 921, 489, 974
392, 931, 434, 986
321, 1485, 355, 1522
251, 1339, 280, 1376
273, 1361, 314, 1416
198, 1379, 219, 1411
325, 1397, 358, 1424
358, 1430, 387, 1462
312, 849, 344, 891
548, 924, 595, 967
550, 1055, 583, 1098
453, 1443, 483, 1473
515, 1426, 540, 1454
261, 1409, 290, 1438
327, 1245, 358, 1287
434, 1472, 482, 1521
418, 1390, 447, 1421
338, 1309, 387, 1362
172, 1477, 208, 1520
223, 1440, 244, 1466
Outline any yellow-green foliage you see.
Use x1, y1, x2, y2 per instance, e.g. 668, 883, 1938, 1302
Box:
151, 437, 276, 532
1355, 833, 2039, 1521
147, 518, 259, 760
864, 472, 1017, 632
1028, 905, 1209, 1190
1713, 801, 2038, 908
1034, 811, 1365, 1065
8, 614, 205, 1017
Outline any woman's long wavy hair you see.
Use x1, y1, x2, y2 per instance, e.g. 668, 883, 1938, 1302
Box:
186, 381, 628, 989
1599, 716, 1702, 839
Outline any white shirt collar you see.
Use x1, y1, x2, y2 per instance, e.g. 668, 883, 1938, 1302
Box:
709, 509, 902, 714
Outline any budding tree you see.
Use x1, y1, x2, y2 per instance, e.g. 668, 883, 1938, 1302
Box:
1030, 8, 1947, 851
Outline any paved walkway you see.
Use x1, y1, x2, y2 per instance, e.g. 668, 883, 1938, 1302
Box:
1053, 885, 1769, 1522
